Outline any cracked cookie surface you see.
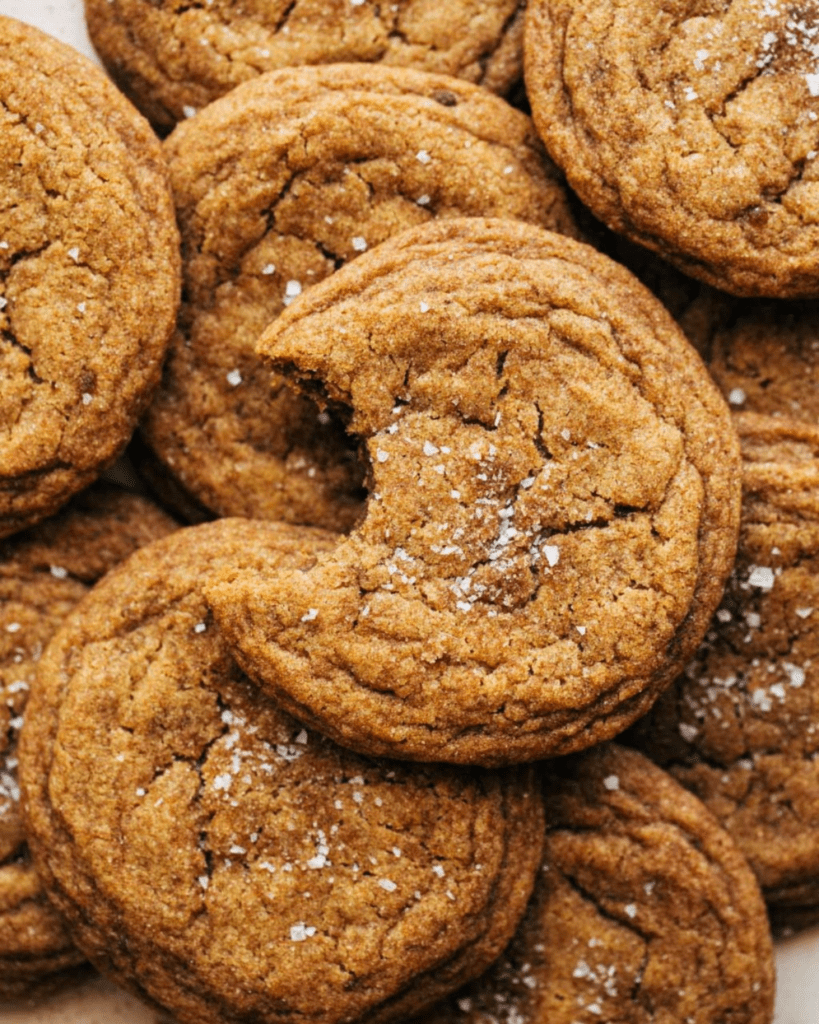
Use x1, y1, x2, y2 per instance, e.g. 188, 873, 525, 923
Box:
525, 0, 819, 297
416, 745, 775, 1024
85, 0, 526, 133
142, 64, 577, 532
19, 518, 545, 1024
0, 483, 176, 998
205, 218, 741, 765
0, 17, 180, 540
628, 413, 819, 930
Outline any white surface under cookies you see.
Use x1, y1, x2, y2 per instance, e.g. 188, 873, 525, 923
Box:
1, 1, 818, 1022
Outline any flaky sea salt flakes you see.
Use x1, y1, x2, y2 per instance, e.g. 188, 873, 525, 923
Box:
5, 622, 21, 633
748, 566, 775, 590
290, 922, 316, 941
77, 302, 86, 314
262, 263, 276, 275
379, 879, 397, 892
784, 663, 806, 688
68, 246, 80, 262
797, 607, 814, 618
603, 775, 619, 791
283, 280, 302, 306
199, 875, 209, 889
543, 544, 560, 567
50, 565, 68, 579
226, 369, 242, 386
301, 608, 318, 622
376, 449, 389, 462
194, 622, 207, 633
728, 388, 746, 405
432, 864, 445, 877
419, 300, 430, 312
352, 236, 367, 251
416, 149, 432, 164
183, 105, 197, 118
624, 903, 637, 918
807, 73, 819, 96
82, 393, 93, 405
417, 194, 431, 205
0, 297, 6, 310
679, 722, 698, 742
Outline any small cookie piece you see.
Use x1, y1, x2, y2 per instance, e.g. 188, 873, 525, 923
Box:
141, 65, 578, 532
206, 218, 741, 765
704, 300, 819, 421
19, 519, 545, 1024
415, 745, 775, 1024
628, 413, 819, 930
0, 484, 177, 998
0, 17, 180, 540
85, 0, 526, 133
526, 1, 819, 297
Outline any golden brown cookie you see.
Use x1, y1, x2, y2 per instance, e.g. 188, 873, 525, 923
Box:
628, 413, 819, 931
0, 16, 180, 541
205, 217, 741, 766
19, 519, 545, 1024
141, 64, 578, 532
415, 745, 775, 1024
85, 0, 526, 133
525, 0, 819, 297
704, 299, 819, 421
0, 484, 176, 999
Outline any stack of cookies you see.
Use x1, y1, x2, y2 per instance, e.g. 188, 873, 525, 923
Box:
6, 1, 819, 1021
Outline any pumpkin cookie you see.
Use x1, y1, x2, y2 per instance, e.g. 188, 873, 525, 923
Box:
85, 0, 526, 133
704, 300, 819, 422
19, 519, 544, 1024
526, 0, 819, 297
0, 17, 180, 540
0, 484, 176, 998
416, 745, 775, 1024
141, 64, 578, 532
628, 413, 819, 930
205, 218, 741, 766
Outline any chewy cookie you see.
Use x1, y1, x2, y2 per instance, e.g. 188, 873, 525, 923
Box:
703, 300, 819, 422
0, 17, 180, 540
19, 519, 545, 1024
0, 484, 176, 998
526, 0, 819, 297
85, 0, 526, 133
628, 413, 819, 930
205, 217, 741, 766
416, 745, 775, 1024
141, 64, 578, 532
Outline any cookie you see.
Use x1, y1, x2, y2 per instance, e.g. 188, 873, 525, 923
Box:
141, 64, 578, 532
525, 1, 819, 297
572, 205, 732, 358
0, 17, 181, 540
19, 519, 545, 1024
205, 217, 741, 766
628, 413, 819, 930
703, 300, 819, 421
85, 0, 526, 133
0, 484, 176, 998
415, 745, 775, 1024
